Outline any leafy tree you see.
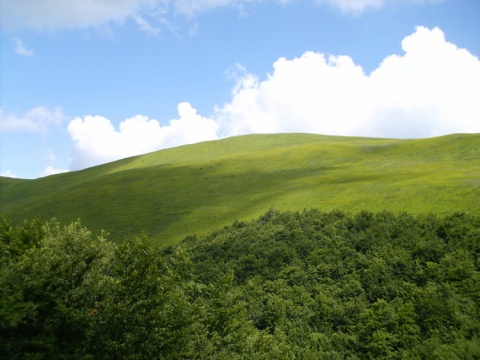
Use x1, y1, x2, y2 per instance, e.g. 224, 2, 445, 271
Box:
0, 219, 114, 358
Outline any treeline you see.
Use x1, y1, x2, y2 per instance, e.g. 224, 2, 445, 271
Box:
1, 210, 479, 359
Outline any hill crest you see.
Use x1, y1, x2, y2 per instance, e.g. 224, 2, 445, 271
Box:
1, 133, 479, 246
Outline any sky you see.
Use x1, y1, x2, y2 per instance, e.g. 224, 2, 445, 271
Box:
0, 0, 479, 179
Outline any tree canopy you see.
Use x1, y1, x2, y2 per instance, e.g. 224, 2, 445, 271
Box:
1, 210, 479, 359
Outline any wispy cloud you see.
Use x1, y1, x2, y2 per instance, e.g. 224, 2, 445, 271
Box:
0, 106, 65, 135
13, 37, 34, 56
0, 170, 18, 178
315, 0, 384, 13
0, 0, 444, 32
315, 0, 444, 13
133, 15, 162, 36
1, 0, 158, 31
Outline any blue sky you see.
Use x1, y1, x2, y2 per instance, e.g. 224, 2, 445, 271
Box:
1, 0, 479, 179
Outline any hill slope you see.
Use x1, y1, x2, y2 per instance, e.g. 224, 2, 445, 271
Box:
1, 133, 479, 246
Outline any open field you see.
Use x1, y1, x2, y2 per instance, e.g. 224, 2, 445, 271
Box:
1, 133, 479, 246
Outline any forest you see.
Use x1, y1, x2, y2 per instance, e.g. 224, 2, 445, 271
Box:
1, 209, 479, 359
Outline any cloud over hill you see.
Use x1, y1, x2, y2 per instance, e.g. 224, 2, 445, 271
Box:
68, 103, 218, 170
67, 26, 480, 170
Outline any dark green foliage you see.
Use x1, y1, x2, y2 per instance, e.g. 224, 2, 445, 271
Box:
1, 210, 479, 358
185, 210, 480, 358
0, 218, 115, 358
0, 217, 282, 359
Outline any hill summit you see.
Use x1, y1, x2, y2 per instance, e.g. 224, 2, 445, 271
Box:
1, 133, 479, 246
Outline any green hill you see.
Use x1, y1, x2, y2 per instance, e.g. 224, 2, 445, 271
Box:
1, 133, 479, 246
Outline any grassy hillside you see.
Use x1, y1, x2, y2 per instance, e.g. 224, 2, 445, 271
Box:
1, 133, 479, 246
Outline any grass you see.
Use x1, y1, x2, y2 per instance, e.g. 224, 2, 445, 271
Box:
1, 133, 479, 246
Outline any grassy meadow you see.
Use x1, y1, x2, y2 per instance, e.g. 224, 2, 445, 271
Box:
1, 133, 479, 246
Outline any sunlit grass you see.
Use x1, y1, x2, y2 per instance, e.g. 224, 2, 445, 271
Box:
1, 133, 479, 246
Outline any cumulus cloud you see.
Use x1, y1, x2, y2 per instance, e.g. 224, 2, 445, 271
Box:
0, 106, 65, 135
1, 0, 442, 31
215, 26, 480, 138
65, 27, 480, 171
216, 54, 370, 136
13, 37, 34, 56
68, 102, 218, 170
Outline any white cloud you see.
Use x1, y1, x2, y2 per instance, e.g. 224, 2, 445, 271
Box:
39, 166, 69, 177
0, 106, 65, 135
13, 37, 34, 56
0, 170, 18, 178
216, 53, 370, 136
215, 26, 480, 139
68, 102, 218, 170
65, 27, 480, 171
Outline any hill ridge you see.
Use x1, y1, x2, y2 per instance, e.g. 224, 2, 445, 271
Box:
1, 133, 479, 246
